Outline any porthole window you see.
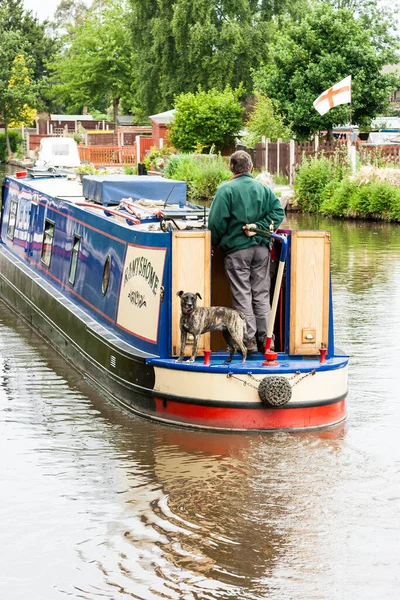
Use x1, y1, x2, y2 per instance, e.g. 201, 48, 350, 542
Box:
7, 199, 18, 240
41, 219, 55, 267
69, 234, 81, 285
102, 255, 111, 295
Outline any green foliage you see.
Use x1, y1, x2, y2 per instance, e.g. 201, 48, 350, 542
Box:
320, 179, 359, 216
295, 150, 350, 212
163, 154, 231, 201
123, 164, 138, 175
303, 161, 400, 222
0, 0, 58, 113
242, 93, 292, 147
76, 163, 99, 174
50, 0, 134, 121
128, 0, 276, 115
0, 130, 22, 162
142, 146, 176, 171
0, 32, 38, 156
273, 173, 290, 185
253, 3, 399, 139
347, 182, 400, 218
168, 87, 243, 153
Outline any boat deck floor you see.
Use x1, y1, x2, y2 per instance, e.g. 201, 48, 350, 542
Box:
147, 352, 349, 374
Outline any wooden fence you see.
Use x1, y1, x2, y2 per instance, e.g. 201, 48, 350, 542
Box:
254, 139, 341, 181
78, 145, 136, 166
358, 144, 400, 166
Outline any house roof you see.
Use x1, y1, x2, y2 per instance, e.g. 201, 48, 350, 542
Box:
50, 114, 95, 121
148, 110, 175, 124
117, 116, 135, 126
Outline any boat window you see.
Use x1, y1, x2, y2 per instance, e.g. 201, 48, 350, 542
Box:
102, 255, 111, 295
41, 219, 55, 267
69, 234, 81, 285
7, 199, 18, 240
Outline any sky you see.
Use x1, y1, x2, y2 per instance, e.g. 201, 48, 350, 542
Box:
22, 0, 399, 33
22, 0, 58, 22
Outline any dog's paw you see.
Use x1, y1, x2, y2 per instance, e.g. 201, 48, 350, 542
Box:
175, 357, 184, 363
187, 357, 195, 363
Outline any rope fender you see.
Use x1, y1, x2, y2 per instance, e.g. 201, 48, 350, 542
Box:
258, 376, 292, 406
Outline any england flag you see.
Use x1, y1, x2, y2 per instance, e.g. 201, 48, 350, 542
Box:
313, 76, 352, 116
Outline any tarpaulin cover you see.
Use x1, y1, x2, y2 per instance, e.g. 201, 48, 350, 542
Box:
82, 175, 187, 206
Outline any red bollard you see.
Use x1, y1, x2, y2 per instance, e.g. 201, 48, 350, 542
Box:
319, 346, 327, 363
262, 336, 279, 367
203, 349, 211, 366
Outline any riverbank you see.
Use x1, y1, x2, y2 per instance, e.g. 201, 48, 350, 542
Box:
295, 157, 400, 222
6, 158, 34, 168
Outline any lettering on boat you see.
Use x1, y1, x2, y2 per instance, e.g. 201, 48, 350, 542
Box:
128, 290, 147, 308
124, 255, 159, 295
117, 244, 166, 343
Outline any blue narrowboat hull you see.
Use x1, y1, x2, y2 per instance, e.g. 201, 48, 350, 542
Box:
0, 173, 349, 431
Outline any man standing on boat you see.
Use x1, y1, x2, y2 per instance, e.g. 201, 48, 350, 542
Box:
208, 150, 285, 353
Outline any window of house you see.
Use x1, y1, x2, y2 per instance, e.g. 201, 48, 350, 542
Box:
102, 255, 111, 295
69, 234, 80, 285
7, 200, 18, 240
41, 219, 55, 267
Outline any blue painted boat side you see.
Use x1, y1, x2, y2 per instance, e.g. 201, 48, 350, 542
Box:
147, 354, 349, 374
1, 176, 172, 357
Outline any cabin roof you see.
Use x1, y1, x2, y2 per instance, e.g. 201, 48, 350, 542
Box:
82, 174, 186, 206
148, 110, 175, 124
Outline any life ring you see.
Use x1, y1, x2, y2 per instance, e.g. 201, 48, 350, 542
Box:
258, 376, 292, 407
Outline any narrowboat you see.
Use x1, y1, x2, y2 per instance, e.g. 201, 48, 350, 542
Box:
0, 171, 348, 431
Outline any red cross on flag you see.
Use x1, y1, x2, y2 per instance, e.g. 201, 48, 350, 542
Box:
313, 76, 352, 116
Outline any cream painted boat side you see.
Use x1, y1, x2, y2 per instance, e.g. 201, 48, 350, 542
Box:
153, 364, 348, 405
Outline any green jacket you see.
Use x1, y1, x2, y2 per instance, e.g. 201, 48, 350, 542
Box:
208, 173, 285, 255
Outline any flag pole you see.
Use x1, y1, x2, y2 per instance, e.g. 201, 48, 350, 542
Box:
349, 74, 352, 126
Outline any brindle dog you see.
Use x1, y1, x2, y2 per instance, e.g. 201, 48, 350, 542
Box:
176, 291, 248, 363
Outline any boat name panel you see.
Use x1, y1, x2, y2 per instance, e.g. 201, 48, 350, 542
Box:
117, 244, 167, 343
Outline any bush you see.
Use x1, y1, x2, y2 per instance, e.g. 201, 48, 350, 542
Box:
319, 177, 400, 221
295, 149, 350, 212
164, 154, 231, 201
348, 181, 400, 219
190, 156, 232, 201
142, 145, 176, 171
168, 86, 243, 152
242, 92, 292, 147
0, 131, 23, 162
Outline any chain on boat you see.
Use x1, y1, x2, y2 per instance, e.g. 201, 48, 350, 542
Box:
226, 370, 316, 406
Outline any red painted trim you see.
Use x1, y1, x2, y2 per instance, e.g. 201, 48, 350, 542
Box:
40, 202, 127, 245
153, 397, 346, 430
117, 322, 158, 344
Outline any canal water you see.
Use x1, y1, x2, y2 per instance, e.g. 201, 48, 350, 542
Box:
1, 166, 400, 599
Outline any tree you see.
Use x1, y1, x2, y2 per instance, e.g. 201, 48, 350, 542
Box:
128, 0, 286, 115
243, 93, 292, 147
253, 3, 399, 139
50, 0, 135, 121
0, 0, 58, 92
168, 87, 244, 152
0, 35, 37, 157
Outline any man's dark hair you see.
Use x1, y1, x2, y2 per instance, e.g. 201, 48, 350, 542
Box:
229, 151, 253, 175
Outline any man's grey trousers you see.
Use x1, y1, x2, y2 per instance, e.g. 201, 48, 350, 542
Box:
223, 245, 271, 343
